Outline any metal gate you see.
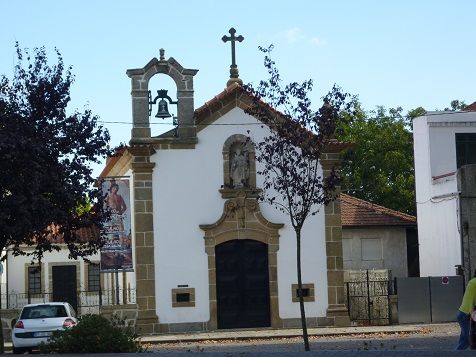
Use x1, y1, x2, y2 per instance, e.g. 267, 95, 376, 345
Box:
345, 270, 391, 325
396, 276, 464, 323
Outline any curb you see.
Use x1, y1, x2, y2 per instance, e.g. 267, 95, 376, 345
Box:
138, 325, 426, 344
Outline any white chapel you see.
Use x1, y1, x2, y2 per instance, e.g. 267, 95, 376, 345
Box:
100, 40, 350, 333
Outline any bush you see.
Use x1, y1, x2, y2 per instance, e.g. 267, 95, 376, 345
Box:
39, 314, 144, 353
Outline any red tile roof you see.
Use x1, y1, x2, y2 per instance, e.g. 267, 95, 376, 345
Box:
464, 102, 476, 111
44, 224, 100, 243
341, 193, 416, 227
99, 147, 127, 178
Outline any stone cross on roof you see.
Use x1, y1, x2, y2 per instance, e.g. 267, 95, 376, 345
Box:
222, 27, 244, 86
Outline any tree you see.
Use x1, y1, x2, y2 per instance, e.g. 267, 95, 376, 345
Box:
444, 99, 466, 111
336, 99, 467, 216
0, 43, 111, 354
245, 46, 352, 351
336, 102, 416, 215
0, 45, 111, 351
0, 44, 110, 264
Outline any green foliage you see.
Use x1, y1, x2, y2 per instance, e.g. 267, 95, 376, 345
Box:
0, 43, 111, 261
444, 99, 466, 111
75, 198, 92, 216
337, 99, 467, 216
39, 314, 143, 354
337, 101, 416, 215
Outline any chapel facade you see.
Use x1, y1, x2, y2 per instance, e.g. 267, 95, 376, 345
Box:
101, 47, 350, 333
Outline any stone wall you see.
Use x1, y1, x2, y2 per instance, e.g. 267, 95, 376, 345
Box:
1, 309, 20, 342
458, 164, 476, 282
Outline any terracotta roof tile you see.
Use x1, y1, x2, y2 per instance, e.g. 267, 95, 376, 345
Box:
465, 102, 476, 111
194, 83, 249, 124
341, 193, 416, 227
45, 224, 100, 243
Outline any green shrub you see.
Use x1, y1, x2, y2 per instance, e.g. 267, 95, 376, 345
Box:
39, 314, 144, 353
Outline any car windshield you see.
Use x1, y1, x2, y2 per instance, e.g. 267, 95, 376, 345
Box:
20, 305, 67, 319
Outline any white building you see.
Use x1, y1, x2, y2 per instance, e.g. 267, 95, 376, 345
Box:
99, 50, 351, 333
413, 108, 476, 277
3, 240, 135, 313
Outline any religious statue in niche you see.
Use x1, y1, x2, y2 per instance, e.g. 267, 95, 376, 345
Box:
230, 146, 249, 188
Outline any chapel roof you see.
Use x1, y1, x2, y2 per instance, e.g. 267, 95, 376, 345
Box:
194, 82, 352, 152
340, 193, 416, 227
98, 146, 130, 178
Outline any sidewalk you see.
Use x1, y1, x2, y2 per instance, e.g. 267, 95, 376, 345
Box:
139, 323, 430, 344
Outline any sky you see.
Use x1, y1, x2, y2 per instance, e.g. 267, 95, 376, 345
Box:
1, 0, 476, 177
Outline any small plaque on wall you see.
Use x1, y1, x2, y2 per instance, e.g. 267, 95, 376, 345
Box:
291, 283, 315, 302
172, 288, 195, 307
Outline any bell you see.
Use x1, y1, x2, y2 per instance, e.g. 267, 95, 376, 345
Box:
155, 98, 172, 119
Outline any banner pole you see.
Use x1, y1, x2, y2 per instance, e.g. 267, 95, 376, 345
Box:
115, 270, 120, 305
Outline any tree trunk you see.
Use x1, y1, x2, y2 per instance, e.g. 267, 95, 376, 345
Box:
0, 307, 4, 354
296, 229, 310, 351
0, 242, 6, 354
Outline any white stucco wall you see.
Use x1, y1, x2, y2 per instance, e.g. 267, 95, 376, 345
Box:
6, 247, 135, 301
151, 107, 328, 324
413, 112, 476, 276
6, 248, 99, 294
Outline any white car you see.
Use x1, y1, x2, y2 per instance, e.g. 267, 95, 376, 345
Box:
11, 302, 77, 354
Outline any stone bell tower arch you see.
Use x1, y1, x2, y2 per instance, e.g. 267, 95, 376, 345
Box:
126, 49, 199, 143
125, 51, 198, 333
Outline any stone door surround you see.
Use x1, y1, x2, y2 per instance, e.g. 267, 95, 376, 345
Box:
200, 193, 284, 330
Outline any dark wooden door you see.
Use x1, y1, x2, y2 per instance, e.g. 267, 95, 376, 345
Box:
52, 265, 77, 310
216, 239, 270, 329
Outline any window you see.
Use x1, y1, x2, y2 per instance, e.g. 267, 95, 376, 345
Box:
361, 238, 382, 261
296, 288, 310, 298
28, 266, 41, 294
21, 305, 67, 319
87, 264, 100, 292
456, 133, 476, 169
172, 288, 195, 307
176, 293, 191, 302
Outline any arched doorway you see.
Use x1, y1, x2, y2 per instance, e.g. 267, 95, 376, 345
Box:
216, 239, 270, 329
200, 195, 284, 330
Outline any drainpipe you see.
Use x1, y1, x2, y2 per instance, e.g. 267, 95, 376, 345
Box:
459, 192, 470, 285
5, 251, 8, 309
458, 192, 465, 284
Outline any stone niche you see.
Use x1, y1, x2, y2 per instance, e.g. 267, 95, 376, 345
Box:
220, 134, 259, 199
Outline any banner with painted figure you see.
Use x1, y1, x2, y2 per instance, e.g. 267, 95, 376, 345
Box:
100, 178, 133, 272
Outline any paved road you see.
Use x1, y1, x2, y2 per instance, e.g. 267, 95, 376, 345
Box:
12, 323, 473, 356
146, 323, 463, 354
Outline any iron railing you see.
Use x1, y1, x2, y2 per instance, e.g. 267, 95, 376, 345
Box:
0, 288, 136, 315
